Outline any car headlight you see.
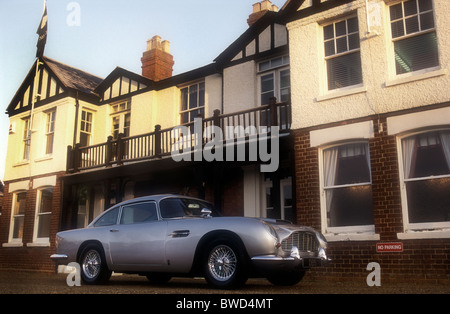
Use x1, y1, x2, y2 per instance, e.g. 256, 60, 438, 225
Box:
315, 232, 328, 249
261, 221, 279, 242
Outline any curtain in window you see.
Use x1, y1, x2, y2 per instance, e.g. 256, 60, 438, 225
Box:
440, 131, 450, 170
323, 147, 338, 221
402, 136, 417, 179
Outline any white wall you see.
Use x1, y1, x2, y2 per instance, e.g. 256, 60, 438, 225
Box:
287, 0, 450, 129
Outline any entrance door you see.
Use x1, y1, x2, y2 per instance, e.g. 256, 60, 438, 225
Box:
264, 177, 293, 221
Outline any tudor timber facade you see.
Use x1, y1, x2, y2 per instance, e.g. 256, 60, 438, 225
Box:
1, 1, 295, 273
1, 0, 449, 284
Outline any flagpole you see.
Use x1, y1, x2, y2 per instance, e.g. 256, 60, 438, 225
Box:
28, 57, 43, 140
28, 0, 47, 163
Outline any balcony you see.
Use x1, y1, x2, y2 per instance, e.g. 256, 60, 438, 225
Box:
66, 102, 291, 173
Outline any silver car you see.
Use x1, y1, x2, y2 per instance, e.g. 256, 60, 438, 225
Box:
51, 194, 330, 289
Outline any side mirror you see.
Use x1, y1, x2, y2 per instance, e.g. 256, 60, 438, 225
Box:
201, 208, 212, 218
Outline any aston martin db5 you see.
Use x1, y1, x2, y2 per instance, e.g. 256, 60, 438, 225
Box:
51, 194, 330, 289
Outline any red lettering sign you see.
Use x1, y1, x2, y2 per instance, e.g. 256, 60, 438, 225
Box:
376, 242, 403, 252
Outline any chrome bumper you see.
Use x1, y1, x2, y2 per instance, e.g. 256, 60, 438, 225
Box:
251, 246, 331, 271
50, 254, 68, 260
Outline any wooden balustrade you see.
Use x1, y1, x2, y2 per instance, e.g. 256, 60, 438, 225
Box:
67, 102, 291, 173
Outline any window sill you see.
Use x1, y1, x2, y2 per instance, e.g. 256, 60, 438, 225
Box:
2, 242, 23, 248
385, 67, 446, 87
316, 85, 366, 102
27, 242, 50, 247
13, 161, 30, 168
35, 156, 53, 163
397, 229, 450, 240
324, 232, 380, 242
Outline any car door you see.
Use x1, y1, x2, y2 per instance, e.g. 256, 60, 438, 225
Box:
108, 201, 167, 270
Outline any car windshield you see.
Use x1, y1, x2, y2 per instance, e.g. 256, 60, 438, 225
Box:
159, 197, 220, 218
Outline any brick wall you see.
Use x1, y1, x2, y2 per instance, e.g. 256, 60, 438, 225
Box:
293, 119, 450, 284
0, 173, 65, 272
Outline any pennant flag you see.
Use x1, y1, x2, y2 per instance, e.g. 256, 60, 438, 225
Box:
36, 0, 48, 58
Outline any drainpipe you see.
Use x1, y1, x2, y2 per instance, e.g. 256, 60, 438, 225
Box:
73, 92, 80, 148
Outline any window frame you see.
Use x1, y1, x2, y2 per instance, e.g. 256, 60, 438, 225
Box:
79, 109, 93, 147
110, 100, 131, 139
319, 141, 377, 238
180, 82, 205, 125
8, 191, 27, 244
322, 15, 363, 92
397, 128, 450, 232
257, 55, 290, 106
119, 201, 159, 225
33, 187, 53, 244
22, 117, 31, 161
388, 0, 440, 77
45, 109, 56, 155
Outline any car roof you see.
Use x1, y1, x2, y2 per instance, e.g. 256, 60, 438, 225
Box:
116, 194, 206, 206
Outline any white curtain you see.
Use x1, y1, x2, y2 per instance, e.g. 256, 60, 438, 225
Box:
402, 136, 416, 179
440, 131, 450, 171
323, 147, 338, 224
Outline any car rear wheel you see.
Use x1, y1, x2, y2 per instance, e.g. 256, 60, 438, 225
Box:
204, 240, 247, 289
79, 244, 111, 285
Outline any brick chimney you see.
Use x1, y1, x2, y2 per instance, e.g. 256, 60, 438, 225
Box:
247, 0, 279, 27
141, 35, 174, 81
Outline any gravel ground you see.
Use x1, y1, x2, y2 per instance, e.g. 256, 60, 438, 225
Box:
0, 270, 448, 294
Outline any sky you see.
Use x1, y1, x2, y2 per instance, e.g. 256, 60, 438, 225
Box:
0, 0, 288, 181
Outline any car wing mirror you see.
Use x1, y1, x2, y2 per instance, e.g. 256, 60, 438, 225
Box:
201, 208, 212, 218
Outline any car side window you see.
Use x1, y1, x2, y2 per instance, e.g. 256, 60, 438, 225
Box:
120, 202, 158, 225
160, 199, 185, 218
94, 207, 119, 227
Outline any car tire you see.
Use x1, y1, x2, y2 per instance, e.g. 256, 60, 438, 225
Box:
267, 271, 305, 286
79, 244, 112, 285
203, 239, 248, 289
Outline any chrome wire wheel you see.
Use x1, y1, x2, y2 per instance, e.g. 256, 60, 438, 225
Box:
207, 245, 237, 282
82, 249, 102, 280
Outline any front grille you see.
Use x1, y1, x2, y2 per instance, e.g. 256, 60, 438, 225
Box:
281, 232, 319, 252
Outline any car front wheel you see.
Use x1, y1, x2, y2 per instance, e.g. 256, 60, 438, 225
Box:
79, 244, 111, 285
204, 240, 247, 289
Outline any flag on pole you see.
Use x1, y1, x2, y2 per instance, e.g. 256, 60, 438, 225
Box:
36, 0, 48, 58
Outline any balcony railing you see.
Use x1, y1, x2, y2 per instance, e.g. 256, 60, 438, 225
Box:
67, 102, 291, 173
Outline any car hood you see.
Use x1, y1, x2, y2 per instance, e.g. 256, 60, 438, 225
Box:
258, 218, 320, 241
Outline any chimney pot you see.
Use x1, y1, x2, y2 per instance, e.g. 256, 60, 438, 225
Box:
248, 1, 278, 27
141, 35, 174, 81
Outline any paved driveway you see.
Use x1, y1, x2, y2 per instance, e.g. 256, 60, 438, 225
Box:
0, 270, 448, 294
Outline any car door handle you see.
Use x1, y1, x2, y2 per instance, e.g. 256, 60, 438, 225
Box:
110, 229, 119, 233
170, 230, 190, 238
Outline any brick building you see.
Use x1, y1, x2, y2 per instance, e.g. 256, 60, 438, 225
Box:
287, 0, 449, 283
1, 0, 449, 284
